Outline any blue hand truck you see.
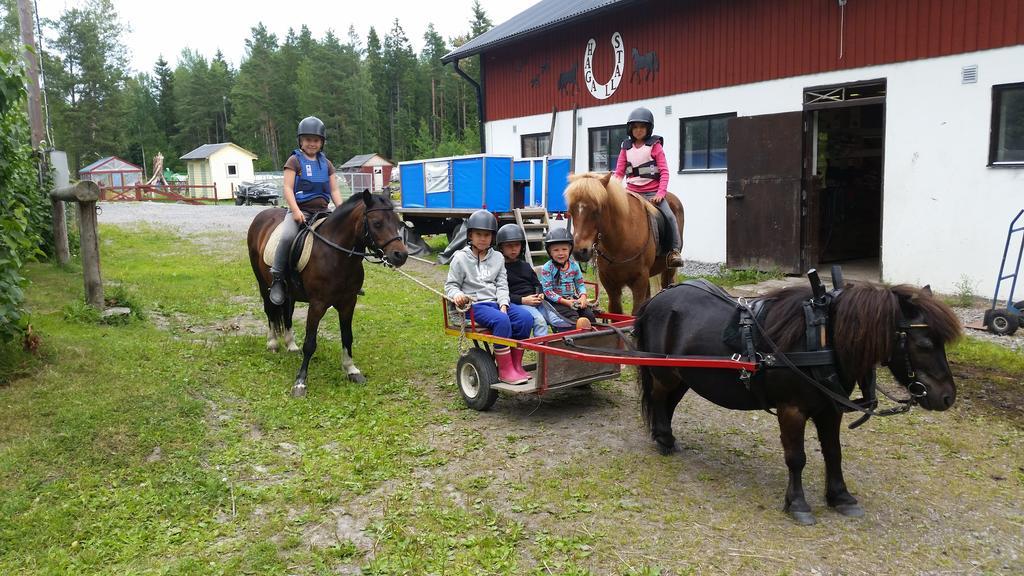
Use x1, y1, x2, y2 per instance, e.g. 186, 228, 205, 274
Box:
984, 209, 1024, 336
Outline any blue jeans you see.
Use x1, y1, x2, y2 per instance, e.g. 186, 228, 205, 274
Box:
470, 302, 533, 349
518, 304, 549, 337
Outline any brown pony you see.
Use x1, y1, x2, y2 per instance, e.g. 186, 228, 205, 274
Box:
634, 280, 963, 524
565, 172, 684, 314
247, 191, 408, 397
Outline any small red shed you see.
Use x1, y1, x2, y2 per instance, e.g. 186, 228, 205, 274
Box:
338, 153, 394, 192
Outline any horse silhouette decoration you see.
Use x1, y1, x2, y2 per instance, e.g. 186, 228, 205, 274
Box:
558, 63, 578, 94
630, 48, 659, 83
247, 190, 409, 397
565, 172, 684, 315
634, 279, 962, 524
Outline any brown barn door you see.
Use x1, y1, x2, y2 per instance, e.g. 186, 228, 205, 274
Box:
726, 111, 808, 274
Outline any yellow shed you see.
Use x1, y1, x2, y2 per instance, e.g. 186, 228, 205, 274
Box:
180, 142, 258, 200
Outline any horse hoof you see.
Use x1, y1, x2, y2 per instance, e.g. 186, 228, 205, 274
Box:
287, 344, 300, 353
788, 510, 817, 525
266, 343, 279, 353
832, 503, 865, 518
655, 441, 677, 456
290, 384, 307, 398
348, 372, 367, 384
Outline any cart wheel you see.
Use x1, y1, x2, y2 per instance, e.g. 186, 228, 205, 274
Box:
234, 196, 245, 206
987, 309, 1019, 336
457, 348, 499, 411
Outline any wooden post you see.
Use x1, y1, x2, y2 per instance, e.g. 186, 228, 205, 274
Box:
50, 181, 103, 309
78, 200, 102, 309
17, 0, 71, 265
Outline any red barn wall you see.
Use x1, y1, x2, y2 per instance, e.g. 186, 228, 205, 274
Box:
483, 0, 1024, 121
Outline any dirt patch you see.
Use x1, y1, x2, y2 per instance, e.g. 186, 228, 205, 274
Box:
952, 362, 1024, 428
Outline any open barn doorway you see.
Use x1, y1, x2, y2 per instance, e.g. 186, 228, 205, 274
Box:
807, 80, 886, 281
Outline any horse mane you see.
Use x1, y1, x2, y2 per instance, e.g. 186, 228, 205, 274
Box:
566, 172, 653, 217
761, 281, 962, 380
327, 191, 392, 225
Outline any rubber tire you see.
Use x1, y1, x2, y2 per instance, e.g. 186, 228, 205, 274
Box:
234, 196, 245, 206
988, 309, 1019, 336
457, 348, 499, 411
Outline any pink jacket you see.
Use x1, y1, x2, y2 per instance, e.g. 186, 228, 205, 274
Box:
614, 141, 670, 198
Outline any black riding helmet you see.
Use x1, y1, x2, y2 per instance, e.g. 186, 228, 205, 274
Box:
544, 227, 574, 256
465, 210, 498, 245
297, 116, 327, 147
496, 223, 526, 246
626, 106, 654, 140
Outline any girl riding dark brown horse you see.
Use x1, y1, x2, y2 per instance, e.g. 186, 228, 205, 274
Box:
247, 190, 408, 397
634, 280, 962, 524
565, 172, 684, 314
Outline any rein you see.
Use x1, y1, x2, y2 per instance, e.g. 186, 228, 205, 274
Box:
308, 205, 402, 262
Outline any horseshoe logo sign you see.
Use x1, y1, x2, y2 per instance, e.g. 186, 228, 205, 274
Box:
583, 32, 625, 100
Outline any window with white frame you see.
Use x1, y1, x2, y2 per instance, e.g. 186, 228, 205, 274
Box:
226, 163, 238, 176
991, 82, 1024, 165
679, 113, 735, 171
521, 133, 550, 157
588, 125, 621, 172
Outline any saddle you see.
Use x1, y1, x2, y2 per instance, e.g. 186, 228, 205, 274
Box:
262, 212, 330, 273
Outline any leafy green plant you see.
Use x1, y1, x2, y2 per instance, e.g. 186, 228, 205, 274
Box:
0, 47, 51, 344
951, 274, 978, 308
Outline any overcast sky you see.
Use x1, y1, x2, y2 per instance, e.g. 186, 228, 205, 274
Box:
35, 0, 538, 74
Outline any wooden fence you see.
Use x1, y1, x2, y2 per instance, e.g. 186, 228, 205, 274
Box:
99, 183, 221, 205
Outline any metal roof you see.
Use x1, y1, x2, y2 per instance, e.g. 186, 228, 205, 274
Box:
79, 156, 142, 173
441, 0, 638, 63
340, 154, 379, 169
180, 142, 257, 160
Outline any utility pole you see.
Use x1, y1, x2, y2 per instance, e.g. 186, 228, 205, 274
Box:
17, 0, 69, 265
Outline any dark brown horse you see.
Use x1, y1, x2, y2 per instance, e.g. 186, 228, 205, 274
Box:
634, 280, 962, 524
247, 191, 408, 397
566, 172, 684, 314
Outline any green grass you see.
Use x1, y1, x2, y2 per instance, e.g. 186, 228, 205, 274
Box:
948, 336, 1024, 373
678, 266, 785, 288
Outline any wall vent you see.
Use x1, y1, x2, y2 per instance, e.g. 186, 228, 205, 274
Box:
665, 105, 673, 115
961, 65, 978, 84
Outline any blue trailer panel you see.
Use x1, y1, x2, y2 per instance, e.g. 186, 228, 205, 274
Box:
546, 157, 571, 213
484, 156, 512, 212
401, 162, 425, 207
452, 157, 483, 209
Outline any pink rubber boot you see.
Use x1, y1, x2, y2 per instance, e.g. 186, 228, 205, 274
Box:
509, 347, 531, 381
495, 349, 528, 384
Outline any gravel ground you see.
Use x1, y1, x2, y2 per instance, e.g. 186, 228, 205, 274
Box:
97, 201, 274, 236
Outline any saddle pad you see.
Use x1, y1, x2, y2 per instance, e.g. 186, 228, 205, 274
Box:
626, 191, 667, 255
262, 218, 328, 273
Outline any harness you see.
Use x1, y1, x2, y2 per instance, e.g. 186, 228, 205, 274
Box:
307, 204, 402, 261
292, 150, 332, 204
695, 268, 925, 425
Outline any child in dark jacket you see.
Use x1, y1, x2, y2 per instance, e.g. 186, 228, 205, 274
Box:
496, 224, 549, 337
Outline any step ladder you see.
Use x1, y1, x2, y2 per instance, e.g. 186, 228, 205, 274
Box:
514, 208, 550, 264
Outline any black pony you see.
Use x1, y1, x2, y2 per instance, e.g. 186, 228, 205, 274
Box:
634, 280, 962, 524
247, 191, 408, 397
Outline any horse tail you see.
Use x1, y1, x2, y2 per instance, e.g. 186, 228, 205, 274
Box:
634, 297, 656, 430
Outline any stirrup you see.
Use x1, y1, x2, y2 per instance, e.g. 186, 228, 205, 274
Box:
269, 273, 287, 305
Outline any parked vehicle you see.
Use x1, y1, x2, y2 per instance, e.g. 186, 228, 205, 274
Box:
234, 180, 282, 206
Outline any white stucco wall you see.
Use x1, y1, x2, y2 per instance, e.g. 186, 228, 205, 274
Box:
484, 45, 1024, 295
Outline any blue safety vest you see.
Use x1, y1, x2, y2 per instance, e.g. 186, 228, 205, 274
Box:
291, 150, 331, 203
